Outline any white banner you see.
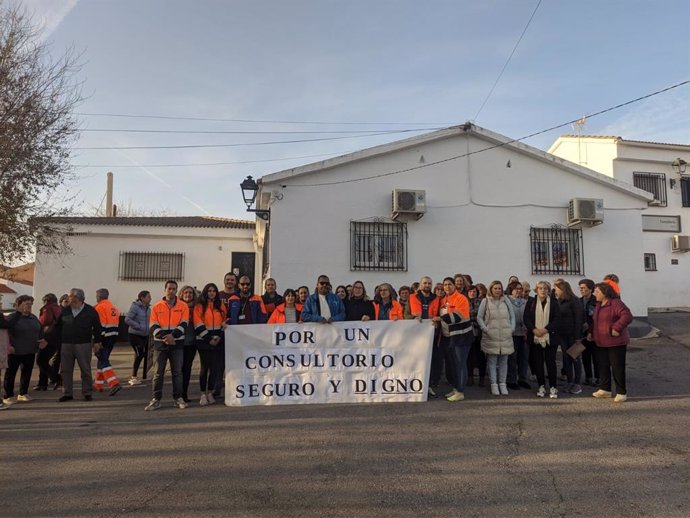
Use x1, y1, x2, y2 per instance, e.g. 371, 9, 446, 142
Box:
224, 320, 434, 406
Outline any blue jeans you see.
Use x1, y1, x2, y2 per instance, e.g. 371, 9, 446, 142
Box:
95, 339, 115, 369
450, 333, 473, 392
152, 347, 183, 400
486, 354, 509, 385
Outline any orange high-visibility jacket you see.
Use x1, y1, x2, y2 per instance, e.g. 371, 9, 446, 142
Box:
408, 292, 441, 319
149, 297, 189, 346
193, 301, 227, 342
373, 300, 404, 321
267, 303, 303, 324
94, 299, 120, 338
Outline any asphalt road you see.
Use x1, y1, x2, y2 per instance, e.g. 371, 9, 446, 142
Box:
2, 313, 690, 517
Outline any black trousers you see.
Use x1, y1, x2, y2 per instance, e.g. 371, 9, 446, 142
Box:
582, 338, 598, 380
4, 353, 36, 397
467, 333, 486, 379
198, 348, 222, 392
530, 342, 558, 388
182, 344, 197, 399
36, 342, 59, 387
441, 336, 456, 388
596, 345, 627, 395
130, 334, 148, 377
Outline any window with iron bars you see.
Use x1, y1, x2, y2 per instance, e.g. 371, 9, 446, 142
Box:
118, 252, 184, 281
633, 172, 667, 207
681, 178, 690, 208
529, 226, 584, 275
350, 220, 407, 271
644, 253, 657, 272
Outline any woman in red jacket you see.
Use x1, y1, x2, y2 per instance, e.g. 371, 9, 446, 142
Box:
267, 289, 302, 324
590, 282, 633, 402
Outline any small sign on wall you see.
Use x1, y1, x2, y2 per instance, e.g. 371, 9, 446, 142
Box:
642, 215, 681, 232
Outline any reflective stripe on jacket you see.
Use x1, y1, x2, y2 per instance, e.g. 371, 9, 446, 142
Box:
149, 297, 189, 347
94, 300, 120, 338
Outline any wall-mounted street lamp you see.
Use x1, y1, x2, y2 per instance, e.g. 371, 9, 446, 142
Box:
240, 175, 270, 221
671, 158, 687, 175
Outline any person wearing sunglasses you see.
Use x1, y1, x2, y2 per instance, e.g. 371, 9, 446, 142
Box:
301, 275, 345, 323
227, 276, 267, 325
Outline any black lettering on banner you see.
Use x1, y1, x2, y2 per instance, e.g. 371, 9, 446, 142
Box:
344, 327, 370, 342
236, 385, 245, 397
355, 378, 422, 394
329, 379, 342, 393
274, 330, 316, 346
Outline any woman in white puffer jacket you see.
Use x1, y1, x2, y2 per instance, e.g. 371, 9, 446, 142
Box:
477, 280, 516, 396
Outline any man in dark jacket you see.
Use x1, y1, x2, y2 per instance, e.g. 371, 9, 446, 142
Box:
55, 288, 102, 402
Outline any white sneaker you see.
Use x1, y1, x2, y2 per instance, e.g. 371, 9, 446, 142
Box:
17, 394, 33, 402
2, 397, 17, 405
592, 389, 612, 398
207, 392, 216, 405
144, 399, 161, 411
445, 388, 458, 398
549, 387, 558, 399
536, 385, 545, 398
614, 394, 627, 403
174, 397, 188, 409
128, 377, 142, 386
499, 383, 509, 396
490, 384, 500, 396
199, 394, 209, 407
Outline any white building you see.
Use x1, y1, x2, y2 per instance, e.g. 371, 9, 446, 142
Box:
549, 135, 690, 309
34, 216, 256, 313
0, 263, 34, 310
254, 124, 653, 317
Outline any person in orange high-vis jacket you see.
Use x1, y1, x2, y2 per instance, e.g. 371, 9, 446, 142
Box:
372, 283, 404, 321
193, 283, 227, 407
433, 277, 473, 402
267, 289, 303, 324
93, 289, 122, 396
409, 276, 443, 397
145, 280, 190, 411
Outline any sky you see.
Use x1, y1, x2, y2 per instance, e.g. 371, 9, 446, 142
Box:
11, 0, 690, 219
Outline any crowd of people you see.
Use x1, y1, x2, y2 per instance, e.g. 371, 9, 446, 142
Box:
0, 270, 634, 411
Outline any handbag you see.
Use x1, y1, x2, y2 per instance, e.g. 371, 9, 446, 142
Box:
566, 340, 586, 359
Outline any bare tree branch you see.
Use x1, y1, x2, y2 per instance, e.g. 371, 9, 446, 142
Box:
0, 5, 82, 263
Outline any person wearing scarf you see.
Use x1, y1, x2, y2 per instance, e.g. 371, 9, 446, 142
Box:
523, 281, 560, 399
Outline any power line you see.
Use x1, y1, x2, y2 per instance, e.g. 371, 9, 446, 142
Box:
72, 129, 435, 150
73, 150, 356, 168
473, 0, 543, 122
75, 111, 455, 126
78, 127, 443, 135
287, 80, 690, 188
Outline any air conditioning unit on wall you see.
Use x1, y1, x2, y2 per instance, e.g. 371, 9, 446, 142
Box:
672, 235, 690, 252
568, 198, 604, 227
392, 189, 426, 220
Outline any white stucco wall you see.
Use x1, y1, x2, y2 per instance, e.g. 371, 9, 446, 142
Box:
34, 224, 256, 313
548, 137, 619, 177
551, 136, 690, 308
262, 132, 650, 316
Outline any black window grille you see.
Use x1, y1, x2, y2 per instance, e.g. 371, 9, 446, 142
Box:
350, 220, 407, 271
644, 253, 657, 272
633, 172, 667, 206
262, 224, 271, 278
529, 225, 584, 275
681, 178, 690, 208
118, 252, 184, 281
